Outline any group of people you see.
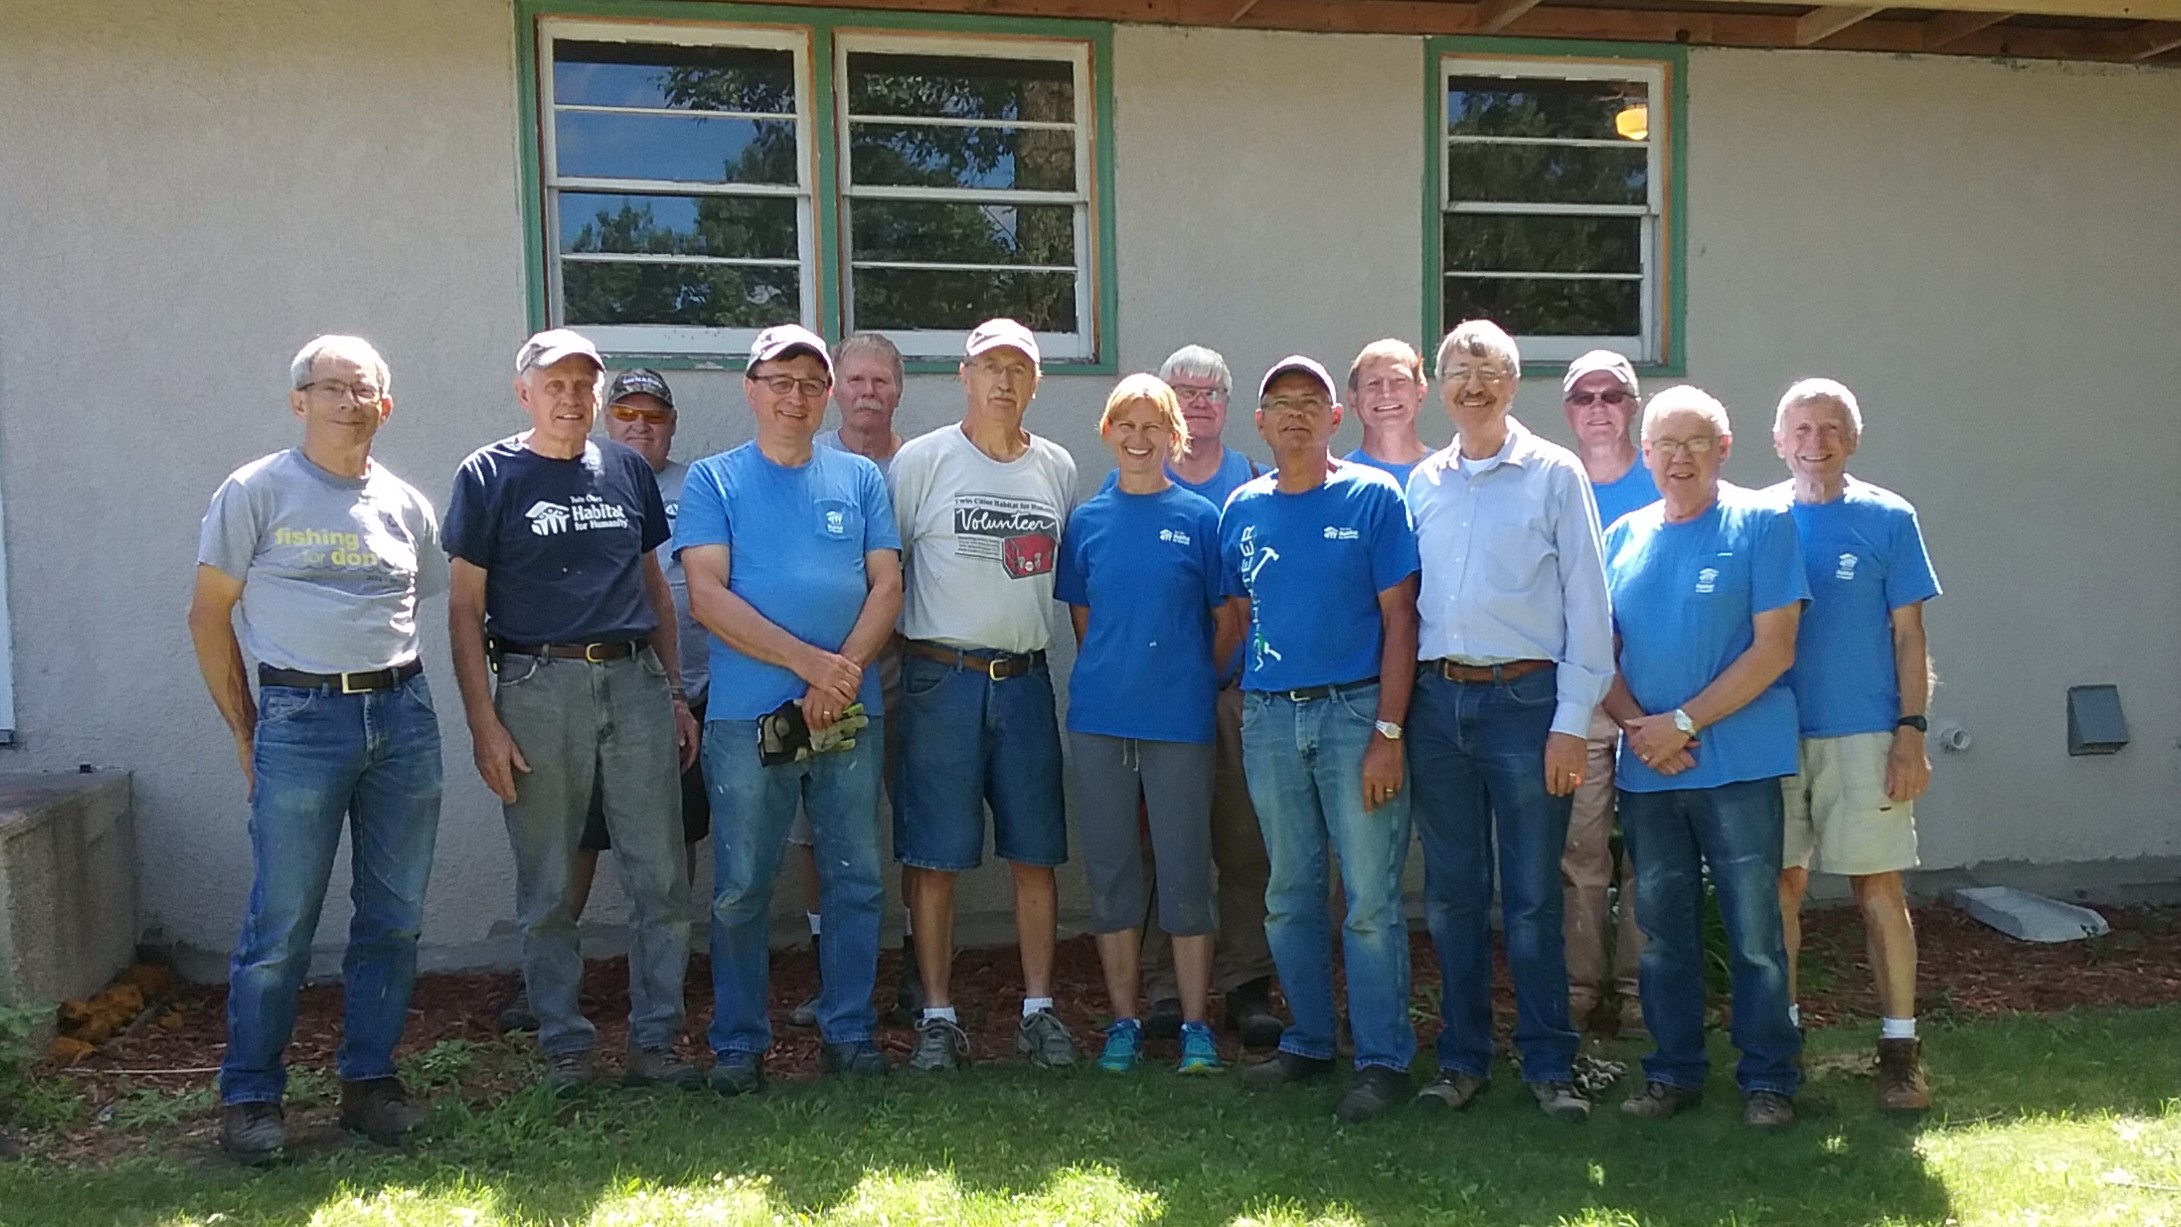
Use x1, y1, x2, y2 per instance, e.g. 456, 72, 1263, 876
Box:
189, 312, 1940, 1161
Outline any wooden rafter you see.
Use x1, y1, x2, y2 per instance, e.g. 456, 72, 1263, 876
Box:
1795, 5, 1885, 43
1231, 0, 1261, 19
2127, 20, 2181, 55
1476, 0, 1549, 32
1920, 9, 2014, 47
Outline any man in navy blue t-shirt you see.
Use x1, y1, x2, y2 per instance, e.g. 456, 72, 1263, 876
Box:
446, 329, 697, 1096
1223, 355, 1421, 1124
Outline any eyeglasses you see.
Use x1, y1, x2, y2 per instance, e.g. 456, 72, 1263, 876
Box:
752, 374, 831, 399
301, 379, 383, 402
1566, 389, 1633, 407
1647, 436, 1718, 457
1171, 384, 1230, 404
1261, 396, 1330, 416
610, 404, 673, 424
1444, 366, 1513, 387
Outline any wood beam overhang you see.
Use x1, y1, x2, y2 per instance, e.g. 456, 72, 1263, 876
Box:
2127, 20, 2181, 54
1476, 0, 1549, 31
1795, 4, 1884, 42
1920, 9, 2015, 46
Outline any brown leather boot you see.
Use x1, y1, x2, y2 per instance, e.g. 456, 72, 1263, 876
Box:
1876, 1038, 1932, 1112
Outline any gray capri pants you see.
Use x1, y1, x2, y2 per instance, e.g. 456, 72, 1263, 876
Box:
1071, 731, 1216, 936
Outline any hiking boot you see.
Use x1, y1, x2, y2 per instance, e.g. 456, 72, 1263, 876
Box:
820, 1041, 890, 1078
1568, 990, 1601, 1032
495, 988, 538, 1034
894, 937, 926, 1018
1177, 1022, 1223, 1075
1335, 1066, 1410, 1123
1876, 1038, 1932, 1113
1617, 997, 1649, 1041
1531, 1080, 1591, 1122
789, 936, 822, 1029
1744, 1089, 1797, 1131
707, 1051, 764, 1096
218, 1101, 285, 1164
1097, 1019, 1145, 1072
1621, 1080, 1702, 1120
1414, 1070, 1489, 1111
339, 1078, 422, 1147
543, 1049, 594, 1098
1241, 1050, 1334, 1090
1144, 996, 1184, 1042
624, 1046, 700, 1090
1224, 977, 1287, 1050
909, 1015, 971, 1072
1016, 1008, 1083, 1068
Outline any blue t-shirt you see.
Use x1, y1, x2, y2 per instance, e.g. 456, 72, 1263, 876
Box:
1591, 460, 1662, 531
1343, 448, 1422, 496
1603, 484, 1810, 792
1175, 447, 1262, 509
445, 437, 669, 645
1768, 478, 1942, 738
1221, 462, 1419, 692
1054, 485, 1227, 744
673, 442, 901, 721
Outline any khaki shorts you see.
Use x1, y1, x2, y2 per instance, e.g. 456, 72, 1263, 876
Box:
1781, 731, 1918, 876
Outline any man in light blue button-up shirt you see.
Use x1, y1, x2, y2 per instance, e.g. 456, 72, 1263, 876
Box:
1403, 319, 1615, 1121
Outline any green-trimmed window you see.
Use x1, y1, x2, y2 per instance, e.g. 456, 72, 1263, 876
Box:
1428, 47, 1683, 368
536, 16, 1107, 363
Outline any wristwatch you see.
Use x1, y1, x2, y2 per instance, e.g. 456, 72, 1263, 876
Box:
1671, 708, 1698, 737
1374, 720, 1404, 741
1896, 714, 1928, 733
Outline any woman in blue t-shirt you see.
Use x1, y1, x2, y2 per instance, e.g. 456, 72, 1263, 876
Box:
1055, 374, 1242, 1075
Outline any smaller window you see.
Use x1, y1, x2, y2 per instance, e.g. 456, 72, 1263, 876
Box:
1437, 54, 1674, 365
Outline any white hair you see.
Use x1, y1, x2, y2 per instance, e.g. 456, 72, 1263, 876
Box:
1773, 377, 1864, 437
1641, 385, 1733, 439
291, 335, 390, 396
1434, 319, 1522, 383
1159, 344, 1232, 394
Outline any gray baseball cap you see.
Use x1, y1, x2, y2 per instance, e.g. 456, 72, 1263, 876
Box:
516, 328, 603, 375
1258, 355, 1338, 402
747, 324, 833, 376
1562, 349, 1639, 397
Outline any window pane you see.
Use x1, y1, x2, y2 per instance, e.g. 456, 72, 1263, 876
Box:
849, 200, 1074, 267
563, 261, 800, 328
556, 111, 797, 185
1447, 77, 1648, 143
561, 193, 799, 260
1444, 276, 1639, 337
846, 52, 1074, 122
554, 40, 796, 113
851, 268, 1076, 332
849, 123, 1074, 191
1446, 142, 1646, 206
1444, 214, 1640, 275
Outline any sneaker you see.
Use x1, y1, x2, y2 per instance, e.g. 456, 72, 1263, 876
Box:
1530, 1080, 1591, 1123
909, 1015, 971, 1072
1335, 1066, 1410, 1123
789, 935, 821, 1029
339, 1078, 422, 1147
1144, 996, 1184, 1042
495, 988, 538, 1034
1016, 1008, 1083, 1068
819, 1041, 890, 1078
1097, 1019, 1145, 1073
1240, 1049, 1334, 1090
894, 938, 927, 1019
1414, 1070, 1489, 1111
1177, 1022, 1223, 1075
1621, 1080, 1702, 1120
624, 1046, 700, 1090
1744, 1089, 1797, 1131
707, 1051, 764, 1096
543, 1049, 594, 1098
1568, 991, 1601, 1031
1223, 978, 1287, 1050
1876, 1038, 1932, 1113
218, 1101, 285, 1164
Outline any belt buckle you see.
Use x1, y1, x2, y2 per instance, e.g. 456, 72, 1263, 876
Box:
340, 671, 370, 695
584, 642, 610, 664
986, 656, 1009, 682
1285, 687, 1311, 703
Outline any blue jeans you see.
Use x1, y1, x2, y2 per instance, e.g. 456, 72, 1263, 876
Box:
892, 653, 1067, 869
705, 717, 884, 1057
1408, 667, 1576, 1083
221, 676, 442, 1105
1241, 684, 1415, 1073
1620, 778, 1802, 1097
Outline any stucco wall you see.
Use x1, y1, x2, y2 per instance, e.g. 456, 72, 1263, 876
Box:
2, 0, 2175, 978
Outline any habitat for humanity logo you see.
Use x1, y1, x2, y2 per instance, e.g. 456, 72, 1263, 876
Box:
1835, 553, 1859, 581
525, 494, 631, 537
1322, 525, 1360, 541
1695, 567, 1719, 594
1158, 527, 1192, 546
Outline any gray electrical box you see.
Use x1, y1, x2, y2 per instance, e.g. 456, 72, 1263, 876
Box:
2066, 685, 2129, 756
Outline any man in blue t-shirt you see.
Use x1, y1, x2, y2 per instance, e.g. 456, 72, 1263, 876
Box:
446, 329, 698, 1096
1223, 355, 1421, 1124
676, 325, 904, 1092
1766, 379, 1942, 1115
1601, 385, 1808, 1132
1341, 339, 1434, 492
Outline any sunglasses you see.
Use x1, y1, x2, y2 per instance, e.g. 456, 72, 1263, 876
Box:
610, 404, 673, 424
1566, 390, 1633, 407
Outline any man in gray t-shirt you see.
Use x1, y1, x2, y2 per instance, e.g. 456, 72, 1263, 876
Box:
188, 335, 445, 1162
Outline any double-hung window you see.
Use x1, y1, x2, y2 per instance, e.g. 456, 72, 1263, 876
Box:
1430, 48, 1682, 368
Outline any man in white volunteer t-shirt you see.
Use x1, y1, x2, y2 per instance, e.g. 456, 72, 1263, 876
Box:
887, 318, 1082, 1072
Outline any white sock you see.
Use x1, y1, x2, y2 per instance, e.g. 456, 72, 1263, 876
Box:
1023, 996, 1055, 1018
1880, 1016, 1916, 1041
1788, 1003, 1801, 1028
902, 907, 914, 937
806, 911, 822, 937
922, 1005, 958, 1024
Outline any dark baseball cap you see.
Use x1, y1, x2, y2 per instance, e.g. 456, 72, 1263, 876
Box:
607, 368, 674, 410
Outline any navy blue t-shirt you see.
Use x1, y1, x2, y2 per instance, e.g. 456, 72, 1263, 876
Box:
445, 436, 668, 644
1054, 484, 1227, 744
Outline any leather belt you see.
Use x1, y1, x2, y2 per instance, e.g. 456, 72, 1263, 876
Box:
258, 659, 422, 694
492, 637, 647, 663
902, 639, 1046, 681
1431, 658, 1554, 684
1260, 676, 1379, 703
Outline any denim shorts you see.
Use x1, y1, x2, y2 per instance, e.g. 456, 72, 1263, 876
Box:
891, 653, 1067, 870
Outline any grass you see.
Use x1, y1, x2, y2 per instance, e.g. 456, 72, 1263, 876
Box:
2, 1006, 2179, 1226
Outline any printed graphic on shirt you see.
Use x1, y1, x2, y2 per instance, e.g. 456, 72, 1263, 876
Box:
1696, 566, 1719, 594
1158, 527, 1191, 546
1834, 552, 1858, 581
1237, 525, 1283, 667
272, 526, 385, 569
524, 493, 632, 537
953, 493, 1059, 579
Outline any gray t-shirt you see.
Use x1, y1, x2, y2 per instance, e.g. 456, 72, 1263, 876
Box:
653, 458, 709, 703
889, 424, 1078, 653
816, 428, 897, 479
197, 449, 446, 673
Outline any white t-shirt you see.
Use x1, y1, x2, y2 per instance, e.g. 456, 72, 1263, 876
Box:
889, 423, 1079, 653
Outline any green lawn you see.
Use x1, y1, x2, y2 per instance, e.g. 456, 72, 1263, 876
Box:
3, 1006, 2179, 1226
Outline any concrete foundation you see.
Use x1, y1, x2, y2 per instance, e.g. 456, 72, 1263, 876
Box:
0, 772, 136, 1007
